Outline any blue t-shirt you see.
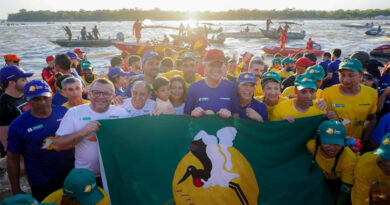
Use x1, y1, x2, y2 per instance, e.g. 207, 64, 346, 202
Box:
319, 59, 331, 77
378, 90, 390, 118
238, 98, 268, 122
7, 105, 74, 188
323, 59, 341, 88
184, 79, 239, 115
52, 92, 68, 105
370, 113, 390, 144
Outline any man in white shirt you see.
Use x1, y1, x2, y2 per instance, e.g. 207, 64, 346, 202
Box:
53, 78, 127, 186
121, 81, 155, 117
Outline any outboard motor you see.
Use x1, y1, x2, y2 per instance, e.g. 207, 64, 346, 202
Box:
116, 32, 125, 42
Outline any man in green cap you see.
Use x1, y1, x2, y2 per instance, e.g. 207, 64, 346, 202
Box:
277, 57, 295, 81
272, 73, 337, 122
81, 60, 98, 87
352, 133, 390, 205
42, 168, 109, 205
322, 58, 377, 150
1, 194, 55, 205
269, 58, 282, 72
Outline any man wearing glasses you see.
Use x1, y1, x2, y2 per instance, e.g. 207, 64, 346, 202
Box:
53, 78, 127, 186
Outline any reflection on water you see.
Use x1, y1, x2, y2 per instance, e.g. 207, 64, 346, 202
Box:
0, 19, 389, 76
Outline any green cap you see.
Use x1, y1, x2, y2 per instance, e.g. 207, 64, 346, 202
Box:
295, 73, 317, 90
306, 65, 325, 80
261, 71, 281, 83
181, 52, 197, 62
373, 133, 390, 161
81, 60, 92, 70
0, 194, 55, 205
282, 57, 296, 66
338, 58, 363, 72
63, 168, 104, 205
317, 120, 346, 146
272, 58, 282, 64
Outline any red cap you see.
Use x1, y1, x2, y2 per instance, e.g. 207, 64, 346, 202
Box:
73, 48, 85, 54
46, 55, 54, 62
4, 54, 21, 62
203, 49, 225, 63
295, 57, 316, 67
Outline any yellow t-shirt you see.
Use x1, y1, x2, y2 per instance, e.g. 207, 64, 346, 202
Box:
236, 62, 246, 75
351, 153, 390, 205
271, 98, 325, 121
254, 81, 264, 97
255, 95, 289, 121
268, 67, 279, 72
306, 139, 357, 184
159, 70, 203, 88
82, 74, 99, 87
62, 100, 90, 109
42, 187, 110, 205
277, 70, 294, 79
281, 87, 323, 100
322, 84, 378, 139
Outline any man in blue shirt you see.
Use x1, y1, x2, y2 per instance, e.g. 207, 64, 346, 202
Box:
184, 49, 239, 118
322, 48, 341, 88
7, 80, 74, 201
319, 52, 331, 89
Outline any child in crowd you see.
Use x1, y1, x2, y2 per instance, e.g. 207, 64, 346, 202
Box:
152, 77, 175, 115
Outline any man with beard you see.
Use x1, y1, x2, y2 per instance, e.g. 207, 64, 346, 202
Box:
248, 56, 266, 97
0, 66, 33, 157
81, 60, 98, 87
277, 57, 295, 83
7, 80, 74, 201
53, 79, 127, 187
184, 49, 239, 119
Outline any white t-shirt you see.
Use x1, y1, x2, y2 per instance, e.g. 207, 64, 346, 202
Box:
174, 103, 185, 115
121, 98, 155, 117
56, 104, 127, 176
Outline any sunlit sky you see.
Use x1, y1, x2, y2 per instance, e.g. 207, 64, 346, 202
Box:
1, 0, 388, 19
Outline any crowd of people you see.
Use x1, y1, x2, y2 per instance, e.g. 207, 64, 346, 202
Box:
0, 45, 389, 205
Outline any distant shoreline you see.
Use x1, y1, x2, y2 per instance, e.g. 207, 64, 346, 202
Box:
6, 8, 390, 22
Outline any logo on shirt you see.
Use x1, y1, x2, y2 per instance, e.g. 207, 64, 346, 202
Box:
81, 117, 91, 121
108, 115, 120, 118
41, 136, 54, 150
198, 97, 209, 102
332, 104, 345, 108
27, 124, 44, 133
88, 135, 97, 142
219, 97, 231, 101
372, 181, 387, 186
358, 103, 370, 106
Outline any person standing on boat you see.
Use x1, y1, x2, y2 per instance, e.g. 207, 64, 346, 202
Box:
266, 17, 273, 31
279, 24, 289, 49
92, 25, 100, 40
133, 18, 143, 44
80, 26, 87, 40
63, 26, 72, 40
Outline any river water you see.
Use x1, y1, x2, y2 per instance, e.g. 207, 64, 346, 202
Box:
0, 19, 389, 76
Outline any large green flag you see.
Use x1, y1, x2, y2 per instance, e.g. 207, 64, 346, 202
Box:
97, 115, 333, 205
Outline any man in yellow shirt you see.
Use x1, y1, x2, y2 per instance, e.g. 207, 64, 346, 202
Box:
351, 133, 390, 205
81, 60, 98, 87
42, 168, 109, 205
322, 58, 377, 146
307, 120, 356, 205
249, 56, 266, 97
61, 77, 90, 109
272, 73, 337, 122
268, 58, 282, 72
160, 52, 203, 88
277, 57, 295, 81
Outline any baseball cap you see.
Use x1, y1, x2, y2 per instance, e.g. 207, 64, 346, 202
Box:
142, 51, 162, 64
0, 65, 33, 83
282, 57, 296, 66
46, 55, 55, 63
338, 58, 363, 72
4, 54, 21, 62
81, 60, 92, 70
73, 48, 85, 54
203, 49, 225, 63
66, 52, 77, 60
0, 194, 55, 205
63, 168, 104, 205
108, 67, 128, 79
317, 120, 346, 146
272, 58, 282, 64
373, 133, 390, 161
237, 72, 256, 84
306, 65, 325, 80
295, 57, 316, 67
295, 73, 317, 90
23, 80, 52, 101
181, 52, 197, 62
261, 71, 281, 83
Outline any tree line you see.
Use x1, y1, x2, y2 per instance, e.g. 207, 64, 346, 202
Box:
7, 8, 390, 22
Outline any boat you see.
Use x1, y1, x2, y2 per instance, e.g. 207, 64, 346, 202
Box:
217, 32, 263, 39
112, 42, 187, 56
340, 24, 373, 28
50, 39, 113, 47
370, 45, 390, 58
365, 29, 385, 36
262, 45, 325, 57
170, 34, 225, 45
260, 29, 305, 40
